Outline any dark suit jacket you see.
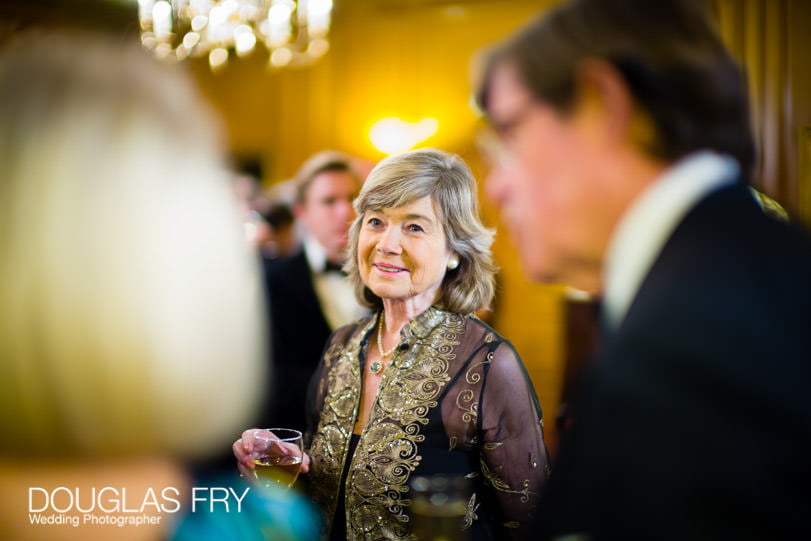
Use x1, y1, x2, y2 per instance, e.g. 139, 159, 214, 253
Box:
259, 249, 332, 434
540, 183, 811, 540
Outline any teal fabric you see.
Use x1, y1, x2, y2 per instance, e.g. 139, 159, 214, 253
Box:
169, 475, 320, 541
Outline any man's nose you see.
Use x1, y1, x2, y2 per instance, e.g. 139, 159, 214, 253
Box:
485, 165, 510, 206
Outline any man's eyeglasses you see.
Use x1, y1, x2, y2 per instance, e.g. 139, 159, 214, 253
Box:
475, 99, 536, 169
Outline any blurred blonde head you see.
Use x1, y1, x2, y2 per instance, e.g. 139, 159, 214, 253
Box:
0, 31, 265, 461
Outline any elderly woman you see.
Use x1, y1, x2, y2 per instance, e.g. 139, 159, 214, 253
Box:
235, 148, 549, 540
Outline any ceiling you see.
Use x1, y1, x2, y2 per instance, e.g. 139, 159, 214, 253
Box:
0, 0, 504, 29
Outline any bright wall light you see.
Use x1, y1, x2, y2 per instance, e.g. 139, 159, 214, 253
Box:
369, 117, 439, 155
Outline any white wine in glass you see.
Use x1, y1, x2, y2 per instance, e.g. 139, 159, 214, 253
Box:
251, 428, 303, 489
410, 474, 470, 541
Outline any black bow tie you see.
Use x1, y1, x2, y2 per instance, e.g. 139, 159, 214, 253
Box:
323, 261, 346, 275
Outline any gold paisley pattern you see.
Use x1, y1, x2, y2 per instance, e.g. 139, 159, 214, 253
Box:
348, 310, 463, 539
307, 306, 548, 540
308, 328, 366, 526
463, 492, 480, 529
480, 459, 532, 504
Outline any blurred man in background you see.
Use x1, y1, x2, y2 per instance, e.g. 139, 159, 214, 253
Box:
261, 151, 368, 433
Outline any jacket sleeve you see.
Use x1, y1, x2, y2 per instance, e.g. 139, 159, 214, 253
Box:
478, 340, 550, 540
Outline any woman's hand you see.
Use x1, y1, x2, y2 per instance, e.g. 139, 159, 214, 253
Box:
232, 428, 311, 480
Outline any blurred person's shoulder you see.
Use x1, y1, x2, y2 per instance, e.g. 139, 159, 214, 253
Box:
169, 474, 320, 541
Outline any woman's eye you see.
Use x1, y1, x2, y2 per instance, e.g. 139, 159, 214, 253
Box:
367, 217, 382, 227
407, 224, 424, 233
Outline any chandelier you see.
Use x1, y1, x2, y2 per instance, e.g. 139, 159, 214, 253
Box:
137, 0, 333, 69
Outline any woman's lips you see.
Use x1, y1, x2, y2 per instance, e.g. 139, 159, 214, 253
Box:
373, 263, 408, 273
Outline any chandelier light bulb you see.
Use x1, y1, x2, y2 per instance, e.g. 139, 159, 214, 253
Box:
139, 0, 332, 69
152, 1, 173, 39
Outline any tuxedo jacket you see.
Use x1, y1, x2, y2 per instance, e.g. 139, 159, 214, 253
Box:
260, 250, 332, 433
540, 183, 811, 540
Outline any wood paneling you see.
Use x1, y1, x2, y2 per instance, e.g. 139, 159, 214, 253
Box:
714, 0, 811, 224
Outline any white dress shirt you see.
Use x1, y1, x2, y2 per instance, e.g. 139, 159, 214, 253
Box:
304, 236, 368, 330
603, 151, 739, 330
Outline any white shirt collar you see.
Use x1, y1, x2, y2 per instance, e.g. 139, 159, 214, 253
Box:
304, 235, 367, 329
603, 150, 739, 330
303, 235, 330, 273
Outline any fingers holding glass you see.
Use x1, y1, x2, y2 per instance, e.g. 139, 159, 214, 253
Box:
249, 428, 304, 489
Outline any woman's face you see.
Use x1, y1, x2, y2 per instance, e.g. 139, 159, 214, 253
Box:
358, 195, 453, 307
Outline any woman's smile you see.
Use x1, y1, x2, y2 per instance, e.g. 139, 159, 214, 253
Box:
373, 262, 409, 274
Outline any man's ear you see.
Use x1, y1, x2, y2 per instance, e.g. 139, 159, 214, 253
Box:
573, 58, 655, 150
292, 201, 305, 221
572, 58, 635, 142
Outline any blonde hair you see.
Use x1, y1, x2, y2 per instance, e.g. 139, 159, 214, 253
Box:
0, 31, 265, 460
345, 148, 496, 314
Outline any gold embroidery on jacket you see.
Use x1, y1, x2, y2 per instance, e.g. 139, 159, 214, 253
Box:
479, 457, 532, 503
462, 492, 481, 530
309, 308, 469, 540
308, 318, 371, 534
346, 309, 465, 539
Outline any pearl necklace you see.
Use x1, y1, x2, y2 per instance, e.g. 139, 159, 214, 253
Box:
370, 312, 398, 374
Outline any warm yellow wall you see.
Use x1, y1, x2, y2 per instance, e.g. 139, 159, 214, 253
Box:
189, 0, 560, 180
189, 0, 568, 454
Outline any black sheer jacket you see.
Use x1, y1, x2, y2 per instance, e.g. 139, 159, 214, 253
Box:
304, 307, 550, 540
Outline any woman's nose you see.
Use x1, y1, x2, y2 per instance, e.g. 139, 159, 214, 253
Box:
376, 225, 402, 254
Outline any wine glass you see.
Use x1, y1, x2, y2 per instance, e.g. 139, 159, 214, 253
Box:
409, 474, 471, 541
251, 428, 303, 489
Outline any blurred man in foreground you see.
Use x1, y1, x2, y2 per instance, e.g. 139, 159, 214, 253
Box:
476, 0, 811, 538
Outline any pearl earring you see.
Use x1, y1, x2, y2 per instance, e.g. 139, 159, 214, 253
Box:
447, 254, 459, 270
